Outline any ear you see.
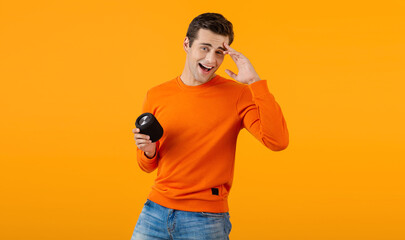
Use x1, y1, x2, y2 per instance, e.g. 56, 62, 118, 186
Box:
183, 37, 190, 53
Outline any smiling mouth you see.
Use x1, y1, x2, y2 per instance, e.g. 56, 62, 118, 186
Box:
199, 63, 214, 73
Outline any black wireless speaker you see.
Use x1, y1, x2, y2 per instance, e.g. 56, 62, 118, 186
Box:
135, 112, 164, 143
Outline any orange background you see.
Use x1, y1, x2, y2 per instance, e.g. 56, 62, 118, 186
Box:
1, 0, 404, 239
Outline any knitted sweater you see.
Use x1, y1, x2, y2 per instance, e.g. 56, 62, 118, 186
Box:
137, 75, 289, 213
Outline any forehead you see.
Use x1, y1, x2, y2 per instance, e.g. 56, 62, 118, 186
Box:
194, 29, 229, 47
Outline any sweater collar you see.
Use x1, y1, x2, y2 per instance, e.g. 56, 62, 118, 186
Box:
176, 75, 221, 91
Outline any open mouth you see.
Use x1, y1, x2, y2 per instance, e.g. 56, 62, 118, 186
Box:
199, 63, 214, 73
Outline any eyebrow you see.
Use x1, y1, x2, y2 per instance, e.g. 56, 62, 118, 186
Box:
200, 43, 226, 51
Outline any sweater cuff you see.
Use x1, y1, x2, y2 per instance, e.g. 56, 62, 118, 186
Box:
248, 80, 270, 98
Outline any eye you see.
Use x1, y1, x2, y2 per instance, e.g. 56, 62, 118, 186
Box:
201, 47, 208, 51
216, 51, 224, 55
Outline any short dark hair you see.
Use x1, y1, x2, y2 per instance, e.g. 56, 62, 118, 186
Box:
186, 13, 234, 47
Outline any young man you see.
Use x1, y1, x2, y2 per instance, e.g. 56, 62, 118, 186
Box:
131, 13, 289, 240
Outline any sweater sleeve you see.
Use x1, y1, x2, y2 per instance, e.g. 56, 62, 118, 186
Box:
237, 80, 289, 151
137, 141, 160, 173
136, 92, 160, 173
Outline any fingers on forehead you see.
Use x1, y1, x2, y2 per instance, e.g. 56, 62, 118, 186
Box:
225, 43, 235, 50
224, 42, 232, 49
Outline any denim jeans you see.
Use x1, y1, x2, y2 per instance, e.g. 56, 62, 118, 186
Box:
131, 199, 232, 240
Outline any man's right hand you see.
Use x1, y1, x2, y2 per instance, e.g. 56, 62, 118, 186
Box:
132, 128, 156, 158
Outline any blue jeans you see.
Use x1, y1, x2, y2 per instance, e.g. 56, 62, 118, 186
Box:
131, 199, 232, 240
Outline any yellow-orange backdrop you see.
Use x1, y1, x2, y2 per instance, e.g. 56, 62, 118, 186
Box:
1, 0, 404, 239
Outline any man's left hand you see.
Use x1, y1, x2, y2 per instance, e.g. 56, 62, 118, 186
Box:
223, 42, 261, 85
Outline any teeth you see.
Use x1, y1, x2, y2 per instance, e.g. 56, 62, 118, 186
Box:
201, 64, 213, 69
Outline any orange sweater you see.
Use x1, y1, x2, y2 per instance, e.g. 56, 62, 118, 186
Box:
137, 75, 289, 213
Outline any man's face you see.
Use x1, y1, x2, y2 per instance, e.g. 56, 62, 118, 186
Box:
184, 29, 229, 84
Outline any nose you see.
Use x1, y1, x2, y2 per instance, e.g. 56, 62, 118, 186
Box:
205, 51, 216, 65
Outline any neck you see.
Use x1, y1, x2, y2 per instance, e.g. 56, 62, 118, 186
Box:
179, 69, 195, 86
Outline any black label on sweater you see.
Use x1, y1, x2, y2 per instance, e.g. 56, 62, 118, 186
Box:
211, 188, 219, 196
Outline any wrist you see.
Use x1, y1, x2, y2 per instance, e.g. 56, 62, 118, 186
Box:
144, 150, 156, 159
247, 76, 261, 85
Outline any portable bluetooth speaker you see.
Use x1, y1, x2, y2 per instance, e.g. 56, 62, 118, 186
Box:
135, 112, 164, 142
